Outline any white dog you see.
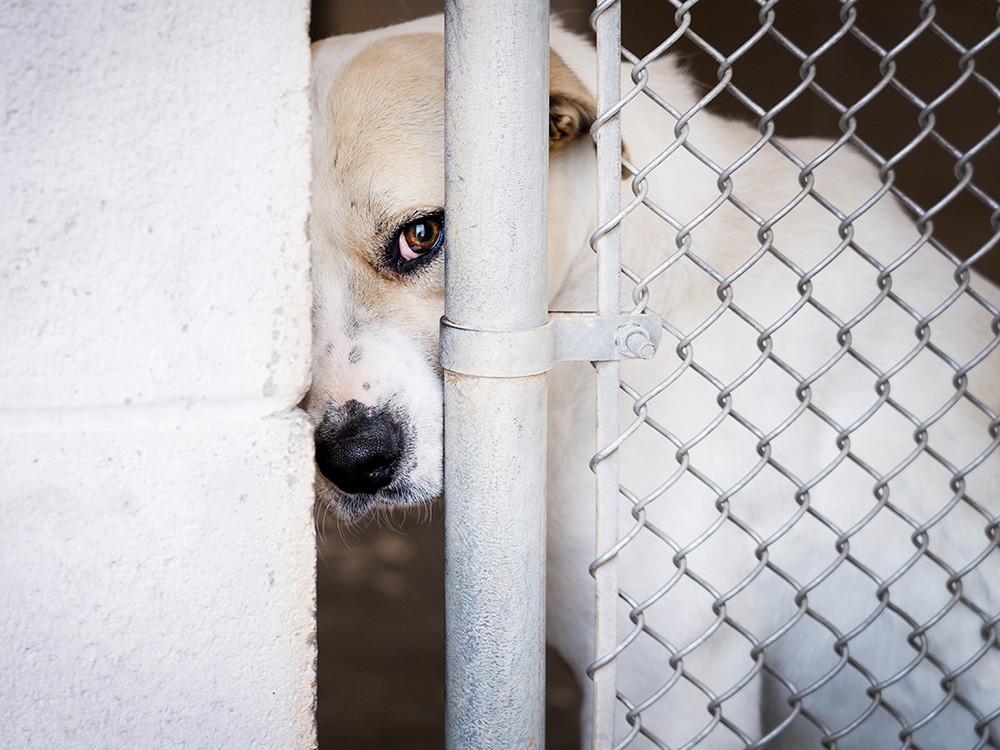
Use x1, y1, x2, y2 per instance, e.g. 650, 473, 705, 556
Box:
307, 15, 1000, 749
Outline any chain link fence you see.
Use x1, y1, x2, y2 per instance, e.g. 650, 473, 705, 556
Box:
587, 1, 1000, 748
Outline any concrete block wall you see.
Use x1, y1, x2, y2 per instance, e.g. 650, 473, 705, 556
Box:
0, 2, 315, 748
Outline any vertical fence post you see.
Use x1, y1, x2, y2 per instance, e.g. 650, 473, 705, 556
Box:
590, 2, 623, 748
443, 2, 551, 749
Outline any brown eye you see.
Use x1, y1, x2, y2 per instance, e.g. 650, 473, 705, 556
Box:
399, 217, 443, 261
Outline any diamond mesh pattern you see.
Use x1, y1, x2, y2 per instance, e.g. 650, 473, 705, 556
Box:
587, 2, 1000, 747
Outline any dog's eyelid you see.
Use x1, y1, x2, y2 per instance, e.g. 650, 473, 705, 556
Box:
396, 206, 444, 228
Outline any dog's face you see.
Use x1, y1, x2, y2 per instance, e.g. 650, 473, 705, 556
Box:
307, 18, 597, 520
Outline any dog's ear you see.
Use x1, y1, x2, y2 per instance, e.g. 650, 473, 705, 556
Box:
549, 49, 630, 175
549, 49, 597, 151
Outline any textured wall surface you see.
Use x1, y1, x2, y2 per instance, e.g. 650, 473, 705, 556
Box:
0, 2, 315, 748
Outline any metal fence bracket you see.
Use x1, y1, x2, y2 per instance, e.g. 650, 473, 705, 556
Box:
440, 312, 662, 378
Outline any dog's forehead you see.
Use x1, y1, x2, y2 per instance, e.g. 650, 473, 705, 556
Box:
312, 28, 446, 246
320, 33, 444, 170
310, 16, 443, 100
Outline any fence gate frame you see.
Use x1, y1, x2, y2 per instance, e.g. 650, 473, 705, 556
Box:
441, 2, 658, 748
440, 1, 1000, 749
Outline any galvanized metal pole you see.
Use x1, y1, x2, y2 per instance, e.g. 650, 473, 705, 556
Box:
591, 2, 623, 748
443, 2, 550, 749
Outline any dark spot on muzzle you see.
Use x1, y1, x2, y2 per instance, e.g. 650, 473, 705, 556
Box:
315, 400, 404, 496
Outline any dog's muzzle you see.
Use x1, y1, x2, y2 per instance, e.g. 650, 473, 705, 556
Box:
315, 400, 404, 496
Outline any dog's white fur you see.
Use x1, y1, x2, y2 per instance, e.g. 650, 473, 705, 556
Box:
309, 16, 1000, 748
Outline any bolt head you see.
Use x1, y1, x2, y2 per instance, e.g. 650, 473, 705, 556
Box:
618, 324, 656, 360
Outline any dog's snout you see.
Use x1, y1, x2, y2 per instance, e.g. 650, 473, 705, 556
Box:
315, 404, 404, 496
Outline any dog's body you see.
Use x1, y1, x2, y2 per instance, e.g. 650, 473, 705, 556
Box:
308, 16, 1000, 748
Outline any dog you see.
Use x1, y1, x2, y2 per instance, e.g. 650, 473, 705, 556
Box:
307, 15, 1000, 749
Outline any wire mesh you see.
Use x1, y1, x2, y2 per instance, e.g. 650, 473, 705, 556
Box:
587, 1, 1000, 748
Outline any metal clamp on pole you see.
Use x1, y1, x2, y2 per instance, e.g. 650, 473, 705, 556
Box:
440, 311, 663, 378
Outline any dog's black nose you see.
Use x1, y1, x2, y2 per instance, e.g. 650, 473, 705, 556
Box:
315, 405, 404, 495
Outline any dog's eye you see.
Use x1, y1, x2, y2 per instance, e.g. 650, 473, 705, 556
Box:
398, 217, 443, 261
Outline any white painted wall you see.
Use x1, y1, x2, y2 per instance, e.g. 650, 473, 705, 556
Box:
0, 2, 315, 748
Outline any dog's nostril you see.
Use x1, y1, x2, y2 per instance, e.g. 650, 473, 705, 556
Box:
315, 412, 403, 495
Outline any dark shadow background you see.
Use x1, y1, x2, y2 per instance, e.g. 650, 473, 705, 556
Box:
311, 2, 999, 748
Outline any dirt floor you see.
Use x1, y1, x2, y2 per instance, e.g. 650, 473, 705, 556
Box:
316, 507, 582, 749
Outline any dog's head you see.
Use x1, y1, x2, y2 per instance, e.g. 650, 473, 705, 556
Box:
306, 16, 598, 520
